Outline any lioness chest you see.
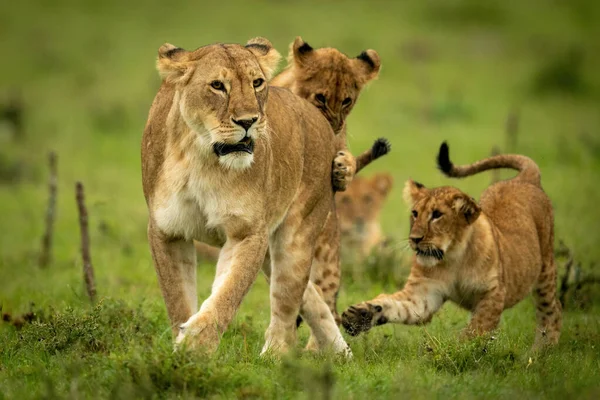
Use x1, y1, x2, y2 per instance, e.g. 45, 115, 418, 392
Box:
151, 159, 271, 244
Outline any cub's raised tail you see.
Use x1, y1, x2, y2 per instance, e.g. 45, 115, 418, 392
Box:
437, 142, 541, 187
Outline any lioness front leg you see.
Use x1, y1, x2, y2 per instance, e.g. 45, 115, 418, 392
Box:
342, 278, 446, 336
263, 197, 348, 356
178, 231, 268, 353
148, 222, 197, 337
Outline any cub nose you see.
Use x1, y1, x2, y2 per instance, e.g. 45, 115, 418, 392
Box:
232, 117, 258, 132
410, 235, 424, 245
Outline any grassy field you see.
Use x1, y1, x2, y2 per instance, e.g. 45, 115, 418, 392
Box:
1, 0, 600, 398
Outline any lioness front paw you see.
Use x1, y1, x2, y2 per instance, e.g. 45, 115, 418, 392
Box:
341, 302, 386, 336
175, 313, 221, 354
333, 151, 355, 192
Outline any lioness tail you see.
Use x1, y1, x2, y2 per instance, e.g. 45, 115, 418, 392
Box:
437, 142, 541, 187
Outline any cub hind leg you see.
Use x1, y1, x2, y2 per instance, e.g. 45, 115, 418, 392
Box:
533, 243, 562, 349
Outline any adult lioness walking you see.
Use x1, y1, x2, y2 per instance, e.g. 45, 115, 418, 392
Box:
142, 38, 349, 355
342, 143, 561, 349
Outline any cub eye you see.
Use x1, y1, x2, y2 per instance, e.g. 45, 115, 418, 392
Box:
341, 196, 351, 205
315, 93, 326, 104
412, 210, 418, 218
210, 81, 225, 91
431, 210, 443, 220
363, 194, 373, 204
342, 97, 352, 107
253, 78, 264, 88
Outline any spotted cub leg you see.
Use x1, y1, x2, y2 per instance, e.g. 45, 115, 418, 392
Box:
341, 275, 446, 336
464, 286, 505, 338
533, 251, 562, 349
332, 149, 356, 192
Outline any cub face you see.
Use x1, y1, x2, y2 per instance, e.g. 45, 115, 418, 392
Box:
335, 173, 393, 259
403, 180, 481, 267
156, 38, 281, 170
287, 37, 381, 133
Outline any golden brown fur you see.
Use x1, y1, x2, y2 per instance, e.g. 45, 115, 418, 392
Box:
193, 38, 390, 340
336, 173, 393, 262
142, 38, 350, 356
271, 37, 384, 190
342, 142, 561, 349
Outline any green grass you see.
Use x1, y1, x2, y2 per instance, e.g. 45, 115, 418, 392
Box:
1, 0, 600, 398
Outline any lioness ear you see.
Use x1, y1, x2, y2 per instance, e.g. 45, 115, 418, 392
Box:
402, 179, 427, 206
291, 36, 314, 68
352, 49, 381, 85
452, 194, 481, 224
246, 37, 281, 80
372, 173, 393, 197
156, 43, 191, 84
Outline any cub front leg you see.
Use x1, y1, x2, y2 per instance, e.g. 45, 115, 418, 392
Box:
342, 277, 446, 336
148, 222, 198, 337
177, 231, 268, 353
464, 286, 505, 338
332, 149, 356, 192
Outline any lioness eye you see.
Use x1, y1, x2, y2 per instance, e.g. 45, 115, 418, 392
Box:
342, 97, 352, 107
253, 78, 264, 88
412, 210, 418, 218
432, 210, 443, 219
210, 81, 225, 91
315, 93, 326, 104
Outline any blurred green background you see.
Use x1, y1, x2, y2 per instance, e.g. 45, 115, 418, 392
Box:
1, 0, 599, 398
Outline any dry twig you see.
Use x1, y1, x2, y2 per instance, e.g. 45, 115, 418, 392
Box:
76, 182, 96, 303
39, 152, 57, 267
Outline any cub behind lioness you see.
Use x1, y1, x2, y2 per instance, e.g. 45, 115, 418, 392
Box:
342, 142, 562, 349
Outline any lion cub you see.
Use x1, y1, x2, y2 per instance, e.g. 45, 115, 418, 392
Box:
336, 173, 393, 263
342, 142, 562, 349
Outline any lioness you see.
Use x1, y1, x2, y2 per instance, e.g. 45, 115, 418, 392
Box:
142, 37, 349, 355
342, 142, 562, 349
194, 37, 390, 334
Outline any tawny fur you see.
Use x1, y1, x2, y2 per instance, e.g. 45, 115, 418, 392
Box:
193, 38, 388, 342
142, 38, 350, 356
342, 143, 561, 350
336, 173, 393, 263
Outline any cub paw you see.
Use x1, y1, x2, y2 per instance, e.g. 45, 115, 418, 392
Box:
332, 151, 355, 192
341, 302, 386, 336
371, 138, 391, 159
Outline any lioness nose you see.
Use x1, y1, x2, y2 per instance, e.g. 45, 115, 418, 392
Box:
410, 235, 424, 245
232, 117, 258, 132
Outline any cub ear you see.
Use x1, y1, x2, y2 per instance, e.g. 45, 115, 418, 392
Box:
402, 179, 427, 206
452, 194, 481, 224
156, 43, 191, 84
352, 49, 381, 85
290, 36, 314, 67
372, 173, 394, 197
246, 37, 281, 80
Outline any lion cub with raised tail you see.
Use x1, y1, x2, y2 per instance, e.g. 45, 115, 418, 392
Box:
342, 142, 561, 349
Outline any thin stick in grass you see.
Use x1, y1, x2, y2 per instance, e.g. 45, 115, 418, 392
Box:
39, 152, 57, 267
76, 181, 96, 303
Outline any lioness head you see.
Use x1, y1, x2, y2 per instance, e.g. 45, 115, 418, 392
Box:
285, 37, 380, 133
336, 173, 393, 259
156, 37, 281, 170
403, 179, 481, 267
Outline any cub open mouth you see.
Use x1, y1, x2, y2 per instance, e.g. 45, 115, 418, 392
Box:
415, 248, 445, 260
213, 136, 254, 157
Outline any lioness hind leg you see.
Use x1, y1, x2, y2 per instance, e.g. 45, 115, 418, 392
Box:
148, 224, 197, 337
533, 258, 562, 349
